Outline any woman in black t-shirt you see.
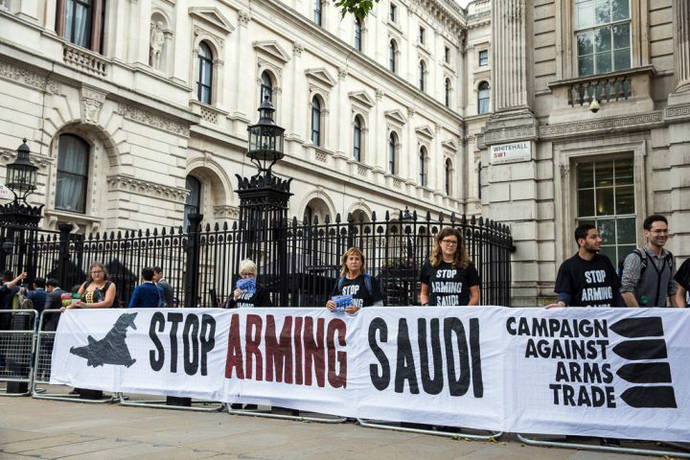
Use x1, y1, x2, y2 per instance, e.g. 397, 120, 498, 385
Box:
420, 227, 480, 306
226, 259, 272, 309
674, 259, 690, 307
326, 247, 383, 313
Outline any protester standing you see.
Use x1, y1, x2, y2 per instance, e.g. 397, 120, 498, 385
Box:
226, 259, 272, 309
620, 215, 679, 307
420, 227, 480, 306
43, 279, 65, 331
548, 223, 622, 308
27, 277, 47, 314
674, 258, 690, 307
65, 262, 117, 310
326, 247, 383, 313
129, 267, 161, 308
153, 267, 173, 307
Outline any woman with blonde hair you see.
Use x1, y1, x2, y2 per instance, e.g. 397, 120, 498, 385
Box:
326, 247, 383, 313
65, 262, 117, 309
226, 259, 272, 308
420, 227, 480, 306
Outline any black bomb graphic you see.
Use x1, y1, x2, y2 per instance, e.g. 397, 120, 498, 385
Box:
508, 315, 677, 410
611, 317, 677, 409
70, 313, 138, 368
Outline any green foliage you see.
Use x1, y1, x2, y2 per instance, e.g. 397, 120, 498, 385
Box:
334, 0, 380, 21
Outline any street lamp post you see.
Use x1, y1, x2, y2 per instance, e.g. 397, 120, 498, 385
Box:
235, 97, 292, 306
0, 139, 43, 277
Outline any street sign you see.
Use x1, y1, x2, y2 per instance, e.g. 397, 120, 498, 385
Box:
0, 184, 14, 201
489, 141, 532, 165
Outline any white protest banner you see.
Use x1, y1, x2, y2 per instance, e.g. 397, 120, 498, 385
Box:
51, 308, 229, 400
51, 306, 690, 442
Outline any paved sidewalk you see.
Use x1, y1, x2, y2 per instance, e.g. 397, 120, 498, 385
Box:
0, 395, 665, 459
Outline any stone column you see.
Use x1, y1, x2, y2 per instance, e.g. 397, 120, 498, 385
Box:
666, 0, 690, 259
481, 0, 539, 306
232, 10, 250, 120
286, 42, 304, 144
336, 68, 347, 155
672, 0, 690, 94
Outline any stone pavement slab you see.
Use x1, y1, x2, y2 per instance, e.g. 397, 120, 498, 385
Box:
0, 396, 674, 459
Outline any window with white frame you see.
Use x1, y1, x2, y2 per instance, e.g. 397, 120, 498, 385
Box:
260, 71, 273, 106
354, 18, 362, 51
389, 40, 397, 73
353, 116, 363, 162
183, 175, 202, 231
576, 157, 636, 266
419, 26, 425, 45
196, 41, 213, 104
445, 159, 453, 196
574, 0, 631, 76
444, 46, 450, 64
311, 96, 322, 146
418, 60, 426, 92
419, 147, 427, 186
445, 78, 452, 107
478, 49, 488, 67
389, 3, 397, 22
478, 81, 490, 114
56, 134, 90, 214
57, 0, 105, 53
388, 132, 397, 174
314, 0, 323, 26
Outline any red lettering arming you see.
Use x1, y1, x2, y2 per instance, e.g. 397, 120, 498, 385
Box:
224, 314, 244, 379
245, 314, 263, 381
304, 317, 326, 387
327, 319, 347, 388
265, 315, 293, 383
294, 316, 303, 385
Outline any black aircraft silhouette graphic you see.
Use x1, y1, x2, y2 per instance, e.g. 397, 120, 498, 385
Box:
70, 312, 137, 368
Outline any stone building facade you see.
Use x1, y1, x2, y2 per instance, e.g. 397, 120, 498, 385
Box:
2, 0, 687, 305
0, 0, 488, 236
478, 0, 690, 305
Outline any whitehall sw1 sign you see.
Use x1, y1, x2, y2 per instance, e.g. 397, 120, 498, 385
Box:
490, 141, 532, 165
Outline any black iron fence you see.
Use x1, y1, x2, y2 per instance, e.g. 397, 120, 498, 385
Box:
0, 211, 513, 307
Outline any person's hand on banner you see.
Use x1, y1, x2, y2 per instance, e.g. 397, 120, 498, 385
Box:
545, 301, 565, 309
345, 305, 361, 314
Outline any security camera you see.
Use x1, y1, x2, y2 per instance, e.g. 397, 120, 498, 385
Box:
589, 98, 600, 113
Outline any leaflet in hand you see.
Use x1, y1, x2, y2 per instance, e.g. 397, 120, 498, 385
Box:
331, 295, 353, 313
236, 278, 256, 295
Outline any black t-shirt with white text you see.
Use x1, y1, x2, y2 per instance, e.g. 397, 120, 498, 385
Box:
420, 260, 480, 306
330, 274, 383, 308
674, 259, 690, 305
555, 253, 620, 307
227, 284, 272, 309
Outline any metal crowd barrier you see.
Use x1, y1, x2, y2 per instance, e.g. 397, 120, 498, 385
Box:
357, 418, 502, 441
31, 309, 115, 403
227, 404, 347, 423
0, 309, 38, 396
516, 434, 690, 458
119, 394, 223, 412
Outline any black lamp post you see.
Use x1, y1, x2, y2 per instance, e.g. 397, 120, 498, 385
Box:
235, 97, 292, 306
246, 96, 285, 176
0, 139, 43, 279
0, 139, 43, 227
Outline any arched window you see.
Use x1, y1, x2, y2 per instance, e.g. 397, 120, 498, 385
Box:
260, 71, 273, 105
196, 41, 213, 104
314, 0, 323, 26
445, 78, 452, 107
311, 96, 321, 146
419, 147, 427, 186
354, 18, 362, 51
418, 60, 426, 92
303, 205, 314, 225
445, 159, 453, 196
388, 132, 397, 174
56, 134, 90, 213
353, 116, 363, 162
389, 40, 397, 73
478, 81, 490, 114
183, 175, 202, 231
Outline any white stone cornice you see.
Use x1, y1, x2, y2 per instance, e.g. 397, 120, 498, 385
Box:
253, 40, 290, 64
188, 7, 235, 35
0, 60, 61, 94
116, 103, 190, 137
538, 111, 665, 140
305, 68, 337, 88
348, 91, 376, 108
106, 175, 189, 203
213, 205, 239, 219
